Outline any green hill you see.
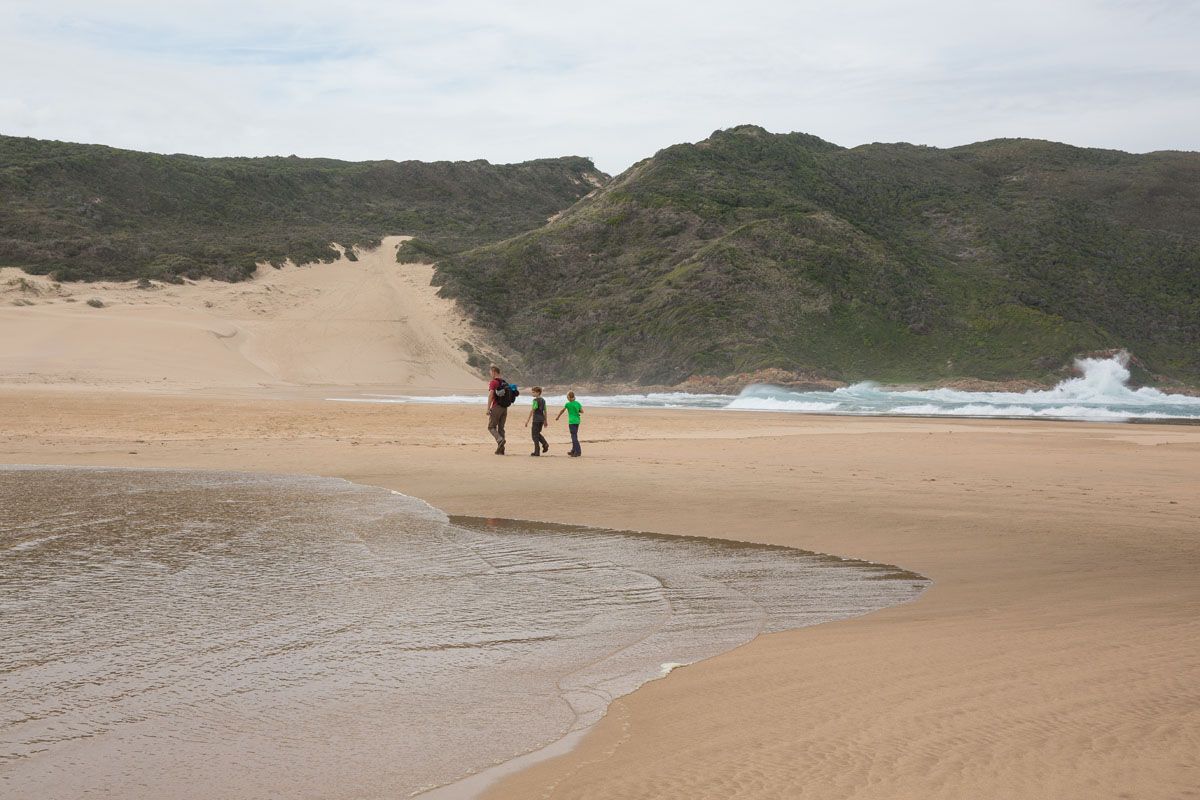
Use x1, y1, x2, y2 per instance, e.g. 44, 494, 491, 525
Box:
0, 135, 605, 281
433, 126, 1200, 385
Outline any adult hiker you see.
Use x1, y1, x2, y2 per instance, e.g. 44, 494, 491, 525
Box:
486, 365, 518, 455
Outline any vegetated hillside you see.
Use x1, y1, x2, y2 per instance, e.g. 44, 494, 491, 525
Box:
0, 135, 605, 281
434, 126, 1200, 385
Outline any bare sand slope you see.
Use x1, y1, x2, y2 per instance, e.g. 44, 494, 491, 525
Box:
0, 237, 484, 392
1, 392, 1196, 799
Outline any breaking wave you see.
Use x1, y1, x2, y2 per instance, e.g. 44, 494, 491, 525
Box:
330, 355, 1200, 421
729, 355, 1200, 420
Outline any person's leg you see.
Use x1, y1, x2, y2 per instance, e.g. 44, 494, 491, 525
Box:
569, 423, 580, 455
488, 407, 506, 453
530, 418, 543, 455
537, 424, 549, 452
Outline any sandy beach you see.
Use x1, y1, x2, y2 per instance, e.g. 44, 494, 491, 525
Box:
3, 238, 1198, 798
2, 386, 1197, 799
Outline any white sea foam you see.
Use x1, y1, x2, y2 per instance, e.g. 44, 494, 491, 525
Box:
888, 403, 1171, 420
725, 397, 841, 413
336, 391, 733, 409
329, 354, 1200, 421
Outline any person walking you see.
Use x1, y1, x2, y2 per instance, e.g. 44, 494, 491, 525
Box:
524, 386, 550, 456
486, 365, 511, 455
555, 391, 583, 457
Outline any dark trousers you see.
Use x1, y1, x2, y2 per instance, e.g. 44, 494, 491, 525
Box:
568, 423, 581, 455
488, 405, 507, 446
531, 417, 548, 452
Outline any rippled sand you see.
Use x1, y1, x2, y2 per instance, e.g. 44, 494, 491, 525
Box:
0, 467, 925, 799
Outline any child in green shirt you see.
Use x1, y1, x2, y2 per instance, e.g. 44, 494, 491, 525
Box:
555, 391, 584, 457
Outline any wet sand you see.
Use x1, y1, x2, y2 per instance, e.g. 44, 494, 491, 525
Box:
4, 468, 920, 798
2, 387, 1198, 799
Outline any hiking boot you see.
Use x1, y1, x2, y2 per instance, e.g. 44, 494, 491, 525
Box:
530, 451, 540, 456
495, 443, 505, 455
541, 443, 549, 453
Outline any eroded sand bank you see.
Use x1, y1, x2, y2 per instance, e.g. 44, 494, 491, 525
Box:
1, 390, 1197, 799
0, 237, 484, 392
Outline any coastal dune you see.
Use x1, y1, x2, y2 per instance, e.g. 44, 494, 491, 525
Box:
0, 236, 483, 392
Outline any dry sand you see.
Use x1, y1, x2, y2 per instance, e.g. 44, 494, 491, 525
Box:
2, 390, 1197, 800
0, 237, 484, 393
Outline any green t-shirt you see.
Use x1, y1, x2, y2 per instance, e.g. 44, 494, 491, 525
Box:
564, 400, 582, 425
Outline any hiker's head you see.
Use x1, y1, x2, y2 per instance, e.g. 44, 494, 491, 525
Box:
532, 386, 542, 396
489, 365, 501, 377
566, 391, 575, 401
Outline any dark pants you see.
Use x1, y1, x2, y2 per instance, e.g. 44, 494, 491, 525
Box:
531, 417, 548, 452
568, 423, 581, 455
488, 405, 507, 446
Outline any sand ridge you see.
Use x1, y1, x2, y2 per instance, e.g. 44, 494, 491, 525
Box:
0, 236, 485, 392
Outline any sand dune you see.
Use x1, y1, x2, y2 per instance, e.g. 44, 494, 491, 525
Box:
0, 236, 485, 392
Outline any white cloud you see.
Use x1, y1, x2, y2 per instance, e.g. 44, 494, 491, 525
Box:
1, 0, 1197, 173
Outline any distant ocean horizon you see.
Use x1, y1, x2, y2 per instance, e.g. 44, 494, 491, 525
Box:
333, 355, 1200, 422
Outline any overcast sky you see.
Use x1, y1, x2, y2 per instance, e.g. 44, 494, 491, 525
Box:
2, 1, 1197, 174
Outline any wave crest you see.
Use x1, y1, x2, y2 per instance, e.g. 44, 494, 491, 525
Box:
728, 355, 1200, 420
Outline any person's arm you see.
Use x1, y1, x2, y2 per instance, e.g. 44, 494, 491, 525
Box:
487, 386, 495, 413
525, 404, 532, 426
554, 406, 565, 421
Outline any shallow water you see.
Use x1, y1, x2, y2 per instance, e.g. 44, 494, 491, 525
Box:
1, 467, 926, 799
333, 354, 1200, 421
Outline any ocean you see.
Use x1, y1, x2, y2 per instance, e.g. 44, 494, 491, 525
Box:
334, 355, 1200, 422
0, 467, 925, 799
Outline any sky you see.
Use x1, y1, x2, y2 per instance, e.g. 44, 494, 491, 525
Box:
2, 1, 1197, 174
